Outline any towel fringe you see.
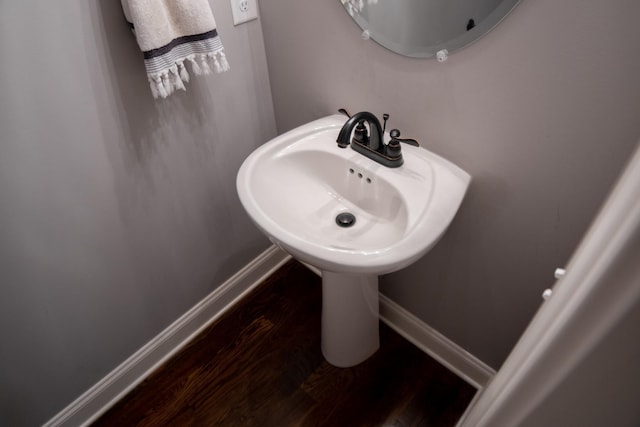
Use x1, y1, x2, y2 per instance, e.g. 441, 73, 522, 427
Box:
177, 60, 190, 82
156, 75, 168, 98
162, 72, 173, 97
212, 56, 223, 74
187, 54, 202, 75
170, 66, 186, 92
209, 51, 228, 74
147, 50, 229, 99
217, 51, 230, 72
199, 54, 212, 75
149, 77, 161, 99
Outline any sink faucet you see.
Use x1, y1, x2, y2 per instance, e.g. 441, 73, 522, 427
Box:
336, 111, 404, 168
336, 111, 384, 152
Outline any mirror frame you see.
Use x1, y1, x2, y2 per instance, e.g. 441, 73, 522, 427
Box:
345, 0, 522, 58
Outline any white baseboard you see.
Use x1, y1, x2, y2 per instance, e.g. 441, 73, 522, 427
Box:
44, 245, 292, 427
45, 244, 493, 426
378, 295, 495, 389
301, 263, 495, 389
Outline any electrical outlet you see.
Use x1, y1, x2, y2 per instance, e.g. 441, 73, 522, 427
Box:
231, 0, 258, 26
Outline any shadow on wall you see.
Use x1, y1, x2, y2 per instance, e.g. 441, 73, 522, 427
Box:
89, 0, 161, 165
87, 1, 225, 168
82, 0, 240, 240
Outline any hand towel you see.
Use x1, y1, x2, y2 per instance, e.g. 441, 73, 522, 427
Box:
121, 0, 230, 99
341, 0, 378, 17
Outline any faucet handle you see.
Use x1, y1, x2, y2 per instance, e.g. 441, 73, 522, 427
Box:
389, 128, 420, 147
338, 108, 352, 118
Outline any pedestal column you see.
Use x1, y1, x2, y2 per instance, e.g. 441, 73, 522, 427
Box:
320, 271, 380, 367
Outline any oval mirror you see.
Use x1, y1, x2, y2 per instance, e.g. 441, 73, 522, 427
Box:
340, 0, 521, 58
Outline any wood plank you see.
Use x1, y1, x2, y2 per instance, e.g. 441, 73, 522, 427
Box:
93, 260, 476, 426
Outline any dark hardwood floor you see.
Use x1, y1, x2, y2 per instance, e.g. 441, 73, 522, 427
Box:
92, 260, 476, 426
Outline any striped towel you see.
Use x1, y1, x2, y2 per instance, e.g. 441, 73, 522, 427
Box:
121, 0, 230, 99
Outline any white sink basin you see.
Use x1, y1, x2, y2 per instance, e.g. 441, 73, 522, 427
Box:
237, 114, 470, 367
237, 114, 471, 275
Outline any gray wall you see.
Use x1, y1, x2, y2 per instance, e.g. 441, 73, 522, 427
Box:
260, 0, 640, 368
0, 1, 273, 425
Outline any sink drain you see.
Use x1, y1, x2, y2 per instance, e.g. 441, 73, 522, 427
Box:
335, 212, 356, 228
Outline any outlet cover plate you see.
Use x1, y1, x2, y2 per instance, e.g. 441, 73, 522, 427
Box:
231, 0, 258, 26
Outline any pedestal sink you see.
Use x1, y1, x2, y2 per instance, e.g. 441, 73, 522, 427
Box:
237, 114, 470, 367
